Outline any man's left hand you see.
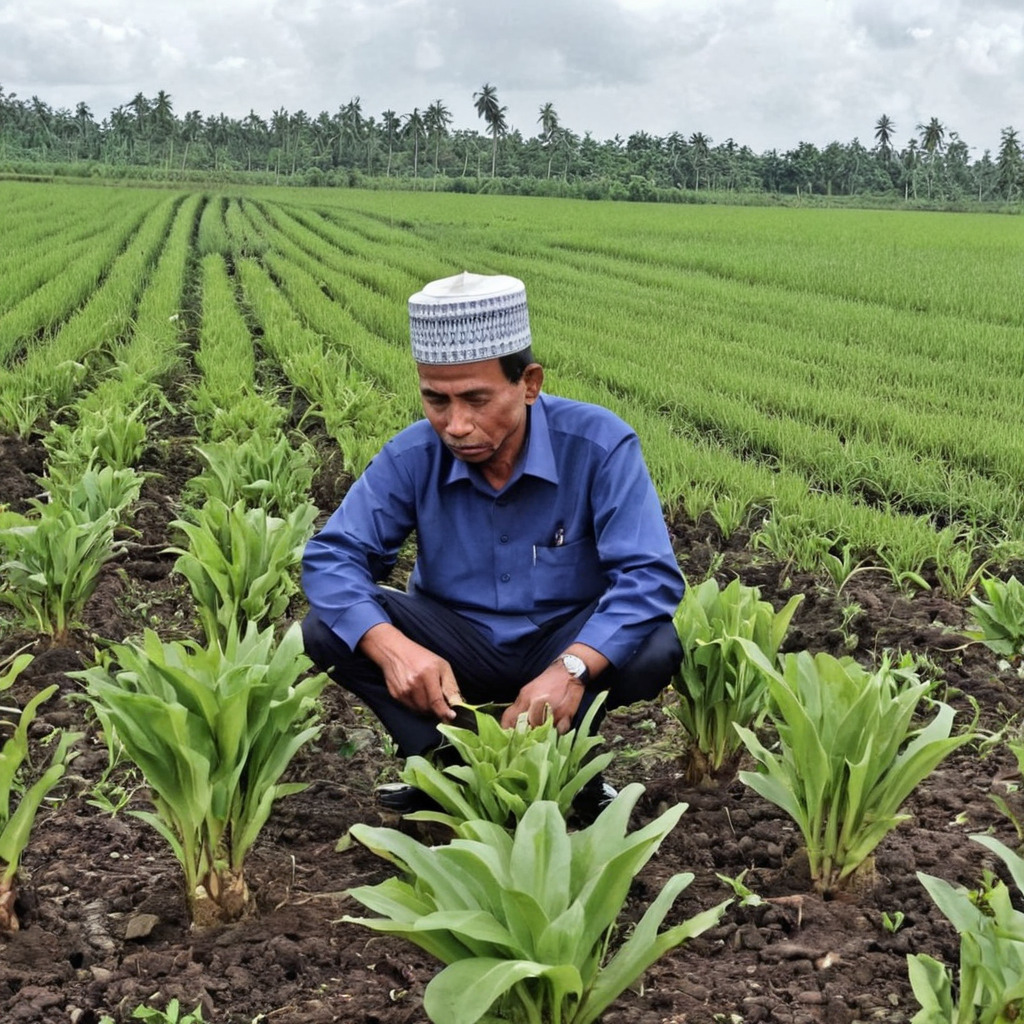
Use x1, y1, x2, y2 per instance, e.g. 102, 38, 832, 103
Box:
500, 665, 585, 733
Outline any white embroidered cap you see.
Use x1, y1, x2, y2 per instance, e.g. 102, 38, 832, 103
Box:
408, 271, 532, 364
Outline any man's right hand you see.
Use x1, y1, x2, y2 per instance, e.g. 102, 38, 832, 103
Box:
358, 622, 463, 721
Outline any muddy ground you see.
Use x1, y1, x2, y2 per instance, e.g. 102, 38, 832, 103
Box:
1, 431, 1021, 1024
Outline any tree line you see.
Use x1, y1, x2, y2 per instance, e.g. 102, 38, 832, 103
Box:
1, 82, 1021, 204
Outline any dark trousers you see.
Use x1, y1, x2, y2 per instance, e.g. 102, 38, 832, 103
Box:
302, 588, 683, 757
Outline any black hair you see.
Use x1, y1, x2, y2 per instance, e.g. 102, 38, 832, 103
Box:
498, 346, 537, 384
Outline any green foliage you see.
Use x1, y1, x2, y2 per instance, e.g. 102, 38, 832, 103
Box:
667, 578, 803, 782
73, 622, 327, 925
0, 506, 119, 638
168, 498, 317, 645
0, 676, 83, 930
203, 395, 289, 442
735, 649, 974, 893
40, 464, 143, 523
99, 997, 205, 1024
399, 696, 612, 830
345, 786, 729, 1024
0, 649, 33, 692
966, 576, 1024, 662
43, 403, 149, 474
186, 433, 317, 517
908, 836, 1024, 1024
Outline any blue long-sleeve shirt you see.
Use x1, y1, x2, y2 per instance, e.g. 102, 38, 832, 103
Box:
302, 393, 684, 668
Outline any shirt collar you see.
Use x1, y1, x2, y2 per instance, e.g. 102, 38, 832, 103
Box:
441, 393, 559, 490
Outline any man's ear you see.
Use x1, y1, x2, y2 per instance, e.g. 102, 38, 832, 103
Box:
522, 363, 543, 404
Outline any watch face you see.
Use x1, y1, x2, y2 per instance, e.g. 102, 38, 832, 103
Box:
562, 654, 587, 679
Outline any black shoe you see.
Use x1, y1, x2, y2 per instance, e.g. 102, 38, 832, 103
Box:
375, 782, 442, 815
571, 774, 618, 826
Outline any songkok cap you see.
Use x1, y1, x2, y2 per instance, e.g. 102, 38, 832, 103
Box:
409, 271, 532, 365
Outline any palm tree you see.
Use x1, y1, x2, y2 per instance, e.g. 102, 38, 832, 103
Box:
74, 101, 95, 158
180, 110, 203, 170
425, 99, 452, 178
917, 117, 945, 197
403, 108, 426, 177
689, 132, 711, 190
474, 82, 508, 177
339, 97, 363, 166
152, 89, 175, 166
538, 102, 559, 178
997, 126, 1022, 201
312, 110, 336, 165
381, 109, 401, 176
242, 110, 268, 171
874, 114, 895, 160
900, 138, 920, 200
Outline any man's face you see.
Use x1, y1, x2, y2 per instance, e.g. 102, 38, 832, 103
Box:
417, 358, 543, 469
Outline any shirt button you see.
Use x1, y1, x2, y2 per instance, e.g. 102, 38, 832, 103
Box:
496, 498, 508, 507
500, 534, 509, 543
500, 573, 511, 582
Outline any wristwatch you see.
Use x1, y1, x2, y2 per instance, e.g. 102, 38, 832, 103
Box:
554, 653, 589, 685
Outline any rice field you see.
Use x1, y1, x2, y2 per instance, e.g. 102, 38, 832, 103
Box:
3, 178, 1024, 1023
2, 179, 1022, 587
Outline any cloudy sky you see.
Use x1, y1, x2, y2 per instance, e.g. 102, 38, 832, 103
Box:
1, 0, 1021, 155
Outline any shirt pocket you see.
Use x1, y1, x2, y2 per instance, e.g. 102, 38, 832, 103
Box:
531, 537, 607, 608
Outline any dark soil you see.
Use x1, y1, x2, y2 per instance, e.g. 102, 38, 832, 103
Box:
1, 435, 1021, 1024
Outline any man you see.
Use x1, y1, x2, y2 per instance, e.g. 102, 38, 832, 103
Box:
301, 271, 683, 816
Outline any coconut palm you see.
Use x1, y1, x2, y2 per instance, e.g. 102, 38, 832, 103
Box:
403, 108, 426, 177
381, 109, 401, 176
474, 82, 508, 177
917, 117, 945, 197
689, 132, 711, 190
538, 102, 559, 178
425, 99, 452, 177
874, 114, 895, 160
339, 97, 363, 167
997, 126, 1022, 201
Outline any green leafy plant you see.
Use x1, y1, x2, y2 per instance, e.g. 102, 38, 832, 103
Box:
735, 649, 974, 894
908, 835, 1024, 1024
0, 506, 120, 639
882, 910, 906, 933
0, 649, 34, 692
73, 622, 327, 927
168, 498, 317, 644
966, 576, 1024, 663
835, 601, 864, 654
1, 675, 83, 931
717, 868, 764, 908
398, 696, 612, 830
186, 433, 317, 517
933, 528, 994, 601
99, 998, 205, 1024
40, 464, 143, 523
43, 403, 149, 474
344, 785, 729, 1024
667, 578, 803, 783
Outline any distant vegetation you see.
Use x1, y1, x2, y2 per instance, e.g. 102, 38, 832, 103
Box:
1, 83, 1021, 207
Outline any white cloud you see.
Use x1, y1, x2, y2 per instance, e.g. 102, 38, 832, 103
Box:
0, 0, 1020, 152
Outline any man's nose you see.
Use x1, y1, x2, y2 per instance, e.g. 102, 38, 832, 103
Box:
446, 405, 473, 437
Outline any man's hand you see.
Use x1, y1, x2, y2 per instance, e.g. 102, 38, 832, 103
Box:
359, 623, 463, 721
501, 664, 585, 733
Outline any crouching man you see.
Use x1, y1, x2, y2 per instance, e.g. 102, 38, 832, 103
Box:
301, 271, 683, 817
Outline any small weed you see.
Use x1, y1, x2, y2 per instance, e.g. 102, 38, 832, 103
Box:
881, 910, 906, 933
